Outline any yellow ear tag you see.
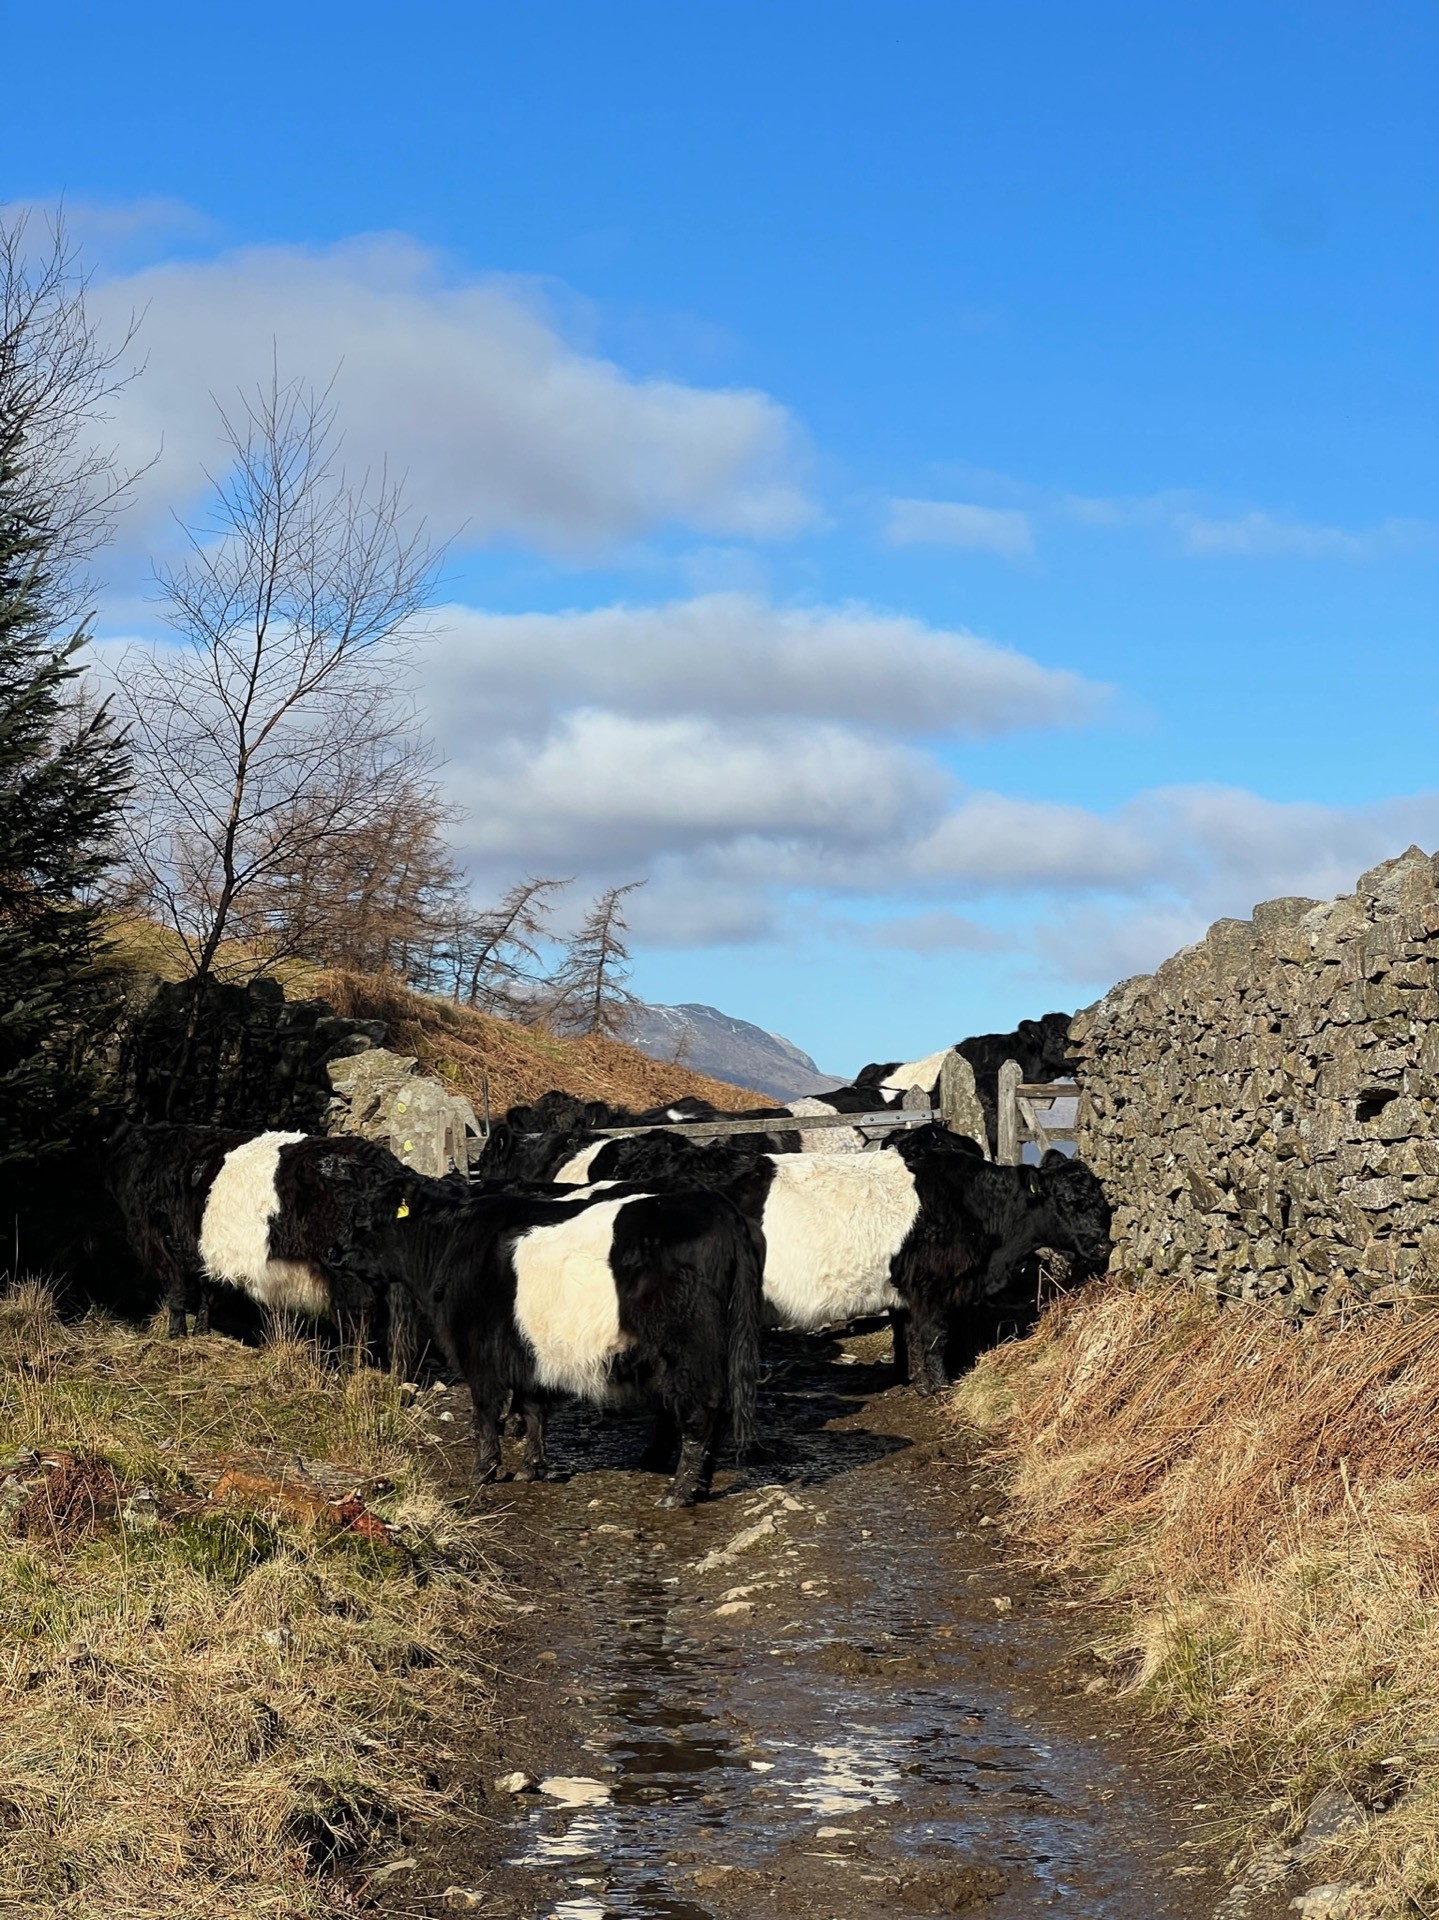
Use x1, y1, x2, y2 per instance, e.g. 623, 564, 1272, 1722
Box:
396, 1200, 410, 1219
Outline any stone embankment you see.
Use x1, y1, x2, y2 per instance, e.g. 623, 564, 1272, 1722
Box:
1071, 845, 1439, 1309
115, 973, 481, 1174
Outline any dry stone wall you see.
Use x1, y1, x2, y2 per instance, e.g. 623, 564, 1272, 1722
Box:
1070, 846, 1439, 1309
115, 975, 481, 1174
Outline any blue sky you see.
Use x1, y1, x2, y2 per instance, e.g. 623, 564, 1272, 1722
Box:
4, 1, 1436, 1072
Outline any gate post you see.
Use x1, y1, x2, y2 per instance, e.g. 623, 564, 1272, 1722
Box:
997, 1058, 1023, 1165
938, 1049, 990, 1156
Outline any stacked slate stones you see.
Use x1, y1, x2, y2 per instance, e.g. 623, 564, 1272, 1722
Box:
1070, 846, 1439, 1310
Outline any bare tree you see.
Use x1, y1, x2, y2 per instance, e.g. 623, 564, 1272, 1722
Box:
544, 881, 645, 1038
428, 875, 570, 1014
1, 206, 143, 612
113, 373, 442, 991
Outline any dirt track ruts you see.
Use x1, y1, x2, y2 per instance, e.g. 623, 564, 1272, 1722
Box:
374, 1326, 1286, 1920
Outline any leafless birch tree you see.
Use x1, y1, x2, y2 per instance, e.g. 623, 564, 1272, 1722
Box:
1, 206, 143, 612
113, 374, 442, 988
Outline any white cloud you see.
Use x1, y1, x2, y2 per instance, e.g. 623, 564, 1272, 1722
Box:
912, 784, 1439, 913
1173, 510, 1433, 561
404, 576, 1439, 982
860, 911, 1014, 954
910, 793, 1157, 890
424, 592, 1103, 740
444, 709, 946, 868
886, 498, 1035, 556
87, 233, 814, 558
1062, 490, 1435, 562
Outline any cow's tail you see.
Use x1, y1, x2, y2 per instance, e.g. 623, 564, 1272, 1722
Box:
725, 1205, 765, 1460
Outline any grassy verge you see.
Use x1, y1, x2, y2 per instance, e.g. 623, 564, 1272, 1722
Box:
950, 1279, 1439, 1917
0, 1282, 497, 1918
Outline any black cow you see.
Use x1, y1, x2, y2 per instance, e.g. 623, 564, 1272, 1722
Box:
540, 1126, 1110, 1394
105, 1123, 420, 1366
811, 1012, 1076, 1154
954, 1012, 1075, 1149
477, 1089, 799, 1185
345, 1179, 764, 1505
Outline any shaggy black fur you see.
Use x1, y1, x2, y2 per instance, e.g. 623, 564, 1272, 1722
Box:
344, 1180, 764, 1506
886, 1140, 1110, 1392
105, 1123, 420, 1367
556, 1123, 1109, 1394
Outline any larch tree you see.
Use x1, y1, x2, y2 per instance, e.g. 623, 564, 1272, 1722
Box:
545, 881, 645, 1038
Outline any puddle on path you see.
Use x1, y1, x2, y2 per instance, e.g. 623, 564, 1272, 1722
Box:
474, 1335, 1233, 1920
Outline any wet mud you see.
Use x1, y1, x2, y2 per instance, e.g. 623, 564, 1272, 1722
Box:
375, 1329, 1283, 1920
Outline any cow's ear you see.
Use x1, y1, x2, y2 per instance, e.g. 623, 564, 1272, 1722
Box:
1026, 1169, 1042, 1197
1041, 1148, 1069, 1169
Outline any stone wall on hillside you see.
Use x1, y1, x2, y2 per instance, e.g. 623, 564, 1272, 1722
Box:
114, 976, 481, 1172
1070, 846, 1439, 1309
116, 975, 386, 1132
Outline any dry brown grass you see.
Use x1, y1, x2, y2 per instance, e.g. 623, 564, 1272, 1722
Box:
104, 917, 766, 1117
0, 1282, 499, 1918
950, 1279, 1439, 1916
315, 967, 764, 1115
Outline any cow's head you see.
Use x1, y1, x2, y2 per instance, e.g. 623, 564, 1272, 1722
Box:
1035, 1150, 1112, 1270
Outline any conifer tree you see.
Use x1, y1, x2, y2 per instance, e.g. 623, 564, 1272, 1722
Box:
0, 410, 129, 1169
545, 882, 644, 1038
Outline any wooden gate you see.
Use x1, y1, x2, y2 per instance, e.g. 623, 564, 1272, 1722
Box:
995, 1060, 1079, 1164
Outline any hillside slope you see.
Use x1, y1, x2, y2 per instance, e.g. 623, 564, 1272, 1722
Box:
626, 1001, 843, 1102
106, 923, 768, 1116
313, 972, 767, 1116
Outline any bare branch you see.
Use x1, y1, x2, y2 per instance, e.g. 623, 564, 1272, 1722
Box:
0, 204, 147, 612
111, 370, 444, 990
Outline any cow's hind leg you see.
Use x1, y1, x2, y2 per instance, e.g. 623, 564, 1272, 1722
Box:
467, 1380, 503, 1486
907, 1295, 949, 1397
660, 1404, 720, 1509
639, 1406, 680, 1473
890, 1306, 910, 1385
512, 1393, 551, 1482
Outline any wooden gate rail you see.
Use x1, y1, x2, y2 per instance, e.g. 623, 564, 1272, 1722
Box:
564, 1107, 937, 1141
996, 1062, 1080, 1164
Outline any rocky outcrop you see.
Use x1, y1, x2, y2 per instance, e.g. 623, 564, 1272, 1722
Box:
325, 1048, 481, 1176
1072, 846, 1439, 1309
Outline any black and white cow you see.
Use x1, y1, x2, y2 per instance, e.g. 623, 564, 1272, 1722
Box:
344, 1179, 764, 1506
800, 1015, 1076, 1155
545, 1126, 1111, 1393
105, 1123, 419, 1364
478, 1090, 799, 1185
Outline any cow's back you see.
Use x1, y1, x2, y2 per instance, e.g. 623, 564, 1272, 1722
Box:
760, 1152, 920, 1328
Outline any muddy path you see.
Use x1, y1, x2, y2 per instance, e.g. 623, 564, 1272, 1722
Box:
377, 1328, 1283, 1920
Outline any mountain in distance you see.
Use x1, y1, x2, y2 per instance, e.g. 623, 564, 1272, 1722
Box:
626, 1002, 845, 1104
